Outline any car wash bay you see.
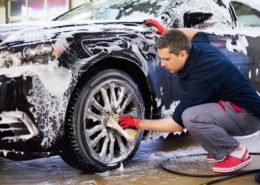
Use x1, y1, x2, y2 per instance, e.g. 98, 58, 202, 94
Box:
0, 132, 260, 185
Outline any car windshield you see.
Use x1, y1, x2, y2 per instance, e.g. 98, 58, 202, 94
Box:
53, 0, 169, 21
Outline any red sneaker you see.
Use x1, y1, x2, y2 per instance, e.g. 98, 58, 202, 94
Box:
207, 155, 226, 163
213, 148, 251, 173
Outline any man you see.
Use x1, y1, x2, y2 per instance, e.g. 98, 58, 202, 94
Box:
118, 19, 260, 173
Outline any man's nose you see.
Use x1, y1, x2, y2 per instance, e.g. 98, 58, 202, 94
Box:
161, 60, 166, 67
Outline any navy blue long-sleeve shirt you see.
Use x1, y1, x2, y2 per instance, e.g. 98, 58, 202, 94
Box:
172, 32, 260, 127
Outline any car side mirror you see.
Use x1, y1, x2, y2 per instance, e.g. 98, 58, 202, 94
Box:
184, 11, 216, 29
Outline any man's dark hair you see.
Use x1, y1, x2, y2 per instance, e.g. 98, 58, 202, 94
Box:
155, 29, 192, 55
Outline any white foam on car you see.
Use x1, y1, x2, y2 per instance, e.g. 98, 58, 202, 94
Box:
0, 0, 259, 147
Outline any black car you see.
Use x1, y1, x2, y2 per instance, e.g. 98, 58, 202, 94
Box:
0, 0, 259, 172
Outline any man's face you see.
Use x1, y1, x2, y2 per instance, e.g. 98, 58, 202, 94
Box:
157, 47, 188, 73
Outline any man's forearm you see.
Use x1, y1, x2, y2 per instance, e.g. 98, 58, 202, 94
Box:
139, 118, 184, 132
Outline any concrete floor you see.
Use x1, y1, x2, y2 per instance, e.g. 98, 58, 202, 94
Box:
0, 132, 260, 185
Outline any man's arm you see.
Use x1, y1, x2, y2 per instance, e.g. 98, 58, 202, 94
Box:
140, 118, 184, 132
176, 28, 200, 40
118, 116, 184, 132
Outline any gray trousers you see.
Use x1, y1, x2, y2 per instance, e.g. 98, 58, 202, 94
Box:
182, 102, 260, 160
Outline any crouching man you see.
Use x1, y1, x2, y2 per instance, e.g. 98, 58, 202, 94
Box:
118, 19, 260, 173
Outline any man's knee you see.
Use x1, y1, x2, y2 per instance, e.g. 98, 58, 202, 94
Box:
181, 107, 196, 130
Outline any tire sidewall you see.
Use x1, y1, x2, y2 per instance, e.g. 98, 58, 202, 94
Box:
74, 69, 144, 170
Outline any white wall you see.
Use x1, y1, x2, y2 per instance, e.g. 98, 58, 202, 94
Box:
0, 0, 6, 24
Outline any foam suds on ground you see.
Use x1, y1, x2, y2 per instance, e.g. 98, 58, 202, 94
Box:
1, 131, 260, 184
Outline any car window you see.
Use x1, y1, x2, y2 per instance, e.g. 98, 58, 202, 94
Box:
231, 1, 260, 27
54, 0, 169, 21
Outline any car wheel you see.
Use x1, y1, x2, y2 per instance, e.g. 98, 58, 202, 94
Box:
60, 69, 144, 172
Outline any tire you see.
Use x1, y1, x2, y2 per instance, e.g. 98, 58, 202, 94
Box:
60, 69, 144, 172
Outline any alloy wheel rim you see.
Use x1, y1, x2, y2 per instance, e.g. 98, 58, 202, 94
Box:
84, 78, 142, 163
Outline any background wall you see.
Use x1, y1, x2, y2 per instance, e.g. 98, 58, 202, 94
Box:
0, 0, 6, 24
71, 0, 90, 9
0, 0, 91, 24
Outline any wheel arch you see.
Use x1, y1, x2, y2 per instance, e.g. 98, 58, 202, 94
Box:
75, 56, 153, 120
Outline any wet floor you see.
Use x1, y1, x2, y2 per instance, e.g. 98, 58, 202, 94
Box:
0, 132, 260, 185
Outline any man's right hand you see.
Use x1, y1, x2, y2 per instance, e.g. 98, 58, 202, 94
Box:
118, 116, 140, 129
144, 19, 168, 34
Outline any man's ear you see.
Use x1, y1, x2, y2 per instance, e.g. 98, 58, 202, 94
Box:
179, 50, 189, 60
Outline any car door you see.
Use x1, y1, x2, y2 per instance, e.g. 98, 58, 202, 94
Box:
230, 0, 260, 92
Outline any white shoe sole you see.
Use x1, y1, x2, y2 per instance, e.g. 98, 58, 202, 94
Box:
207, 157, 225, 163
213, 156, 252, 173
